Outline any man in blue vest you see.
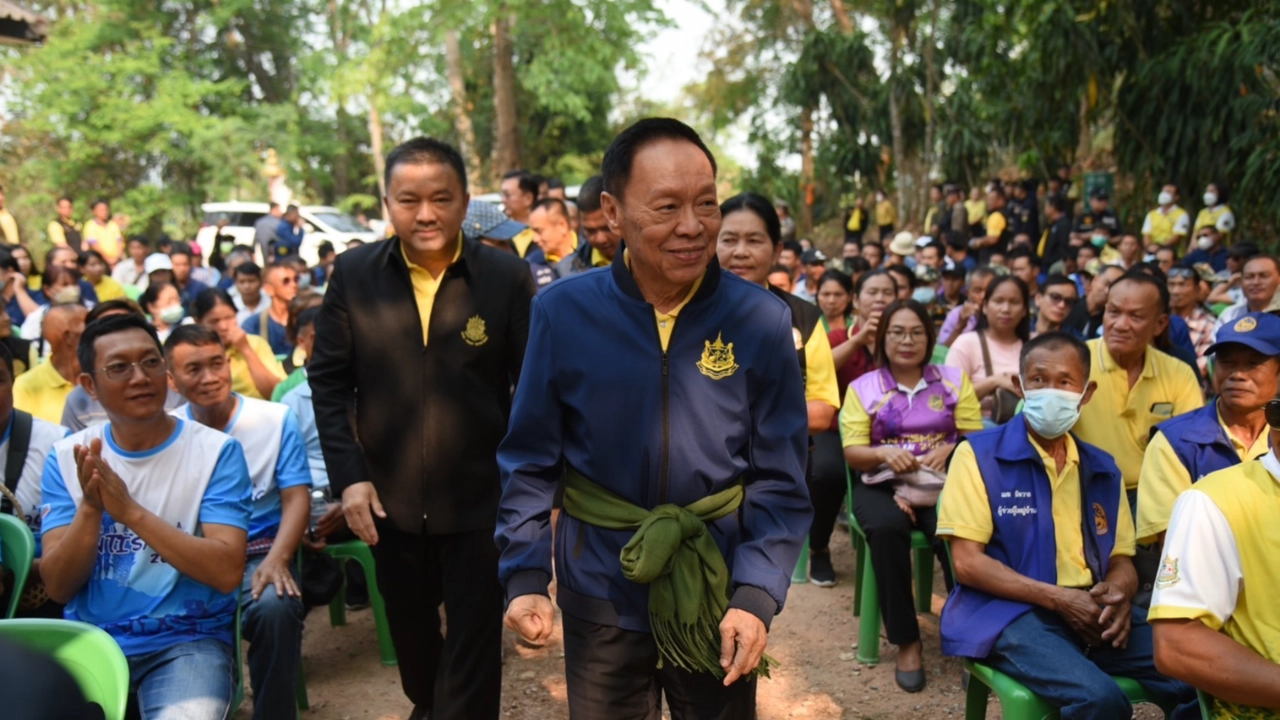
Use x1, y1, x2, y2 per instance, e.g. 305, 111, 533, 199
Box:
939, 331, 1196, 719
1137, 311, 1279, 545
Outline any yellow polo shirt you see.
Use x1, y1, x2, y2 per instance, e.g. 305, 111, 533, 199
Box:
803, 329, 841, 408
0, 209, 19, 245
83, 220, 123, 264
228, 335, 286, 400
622, 250, 704, 352
13, 359, 75, 424
591, 248, 610, 268
1073, 339, 1204, 490
513, 228, 536, 258
1135, 405, 1270, 542
939, 434, 1136, 588
403, 238, 463, 346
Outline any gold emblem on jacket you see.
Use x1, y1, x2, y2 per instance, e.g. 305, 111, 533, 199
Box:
697, 333, 738, 380
1093, 502, 1109, 535
462, 315, 489, 346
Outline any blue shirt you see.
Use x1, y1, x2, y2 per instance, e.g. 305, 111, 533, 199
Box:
240, 312, 293, 357
1182, 247, 1229, 273
40, 419, 252, 656
274, 220, 304, 258
279, 375, 329, 491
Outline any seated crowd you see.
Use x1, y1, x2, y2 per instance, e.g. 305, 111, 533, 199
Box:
0, 167, 1273, 720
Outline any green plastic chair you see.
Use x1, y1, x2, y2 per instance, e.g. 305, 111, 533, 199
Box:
1197, 690, 1215, 719
325, 539, 397, 666
931, 344, 950, 365
0, 513, 36, 618
791, 538, 810, 584
845, 467, 935, 665
0, 619, 130, 720
963, 658, 1178, 719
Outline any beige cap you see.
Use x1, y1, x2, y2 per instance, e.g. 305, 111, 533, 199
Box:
889, 231, 916, 257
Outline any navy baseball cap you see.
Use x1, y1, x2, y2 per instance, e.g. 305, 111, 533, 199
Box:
1205, 312, 1280, 357
464, 200, 526, 243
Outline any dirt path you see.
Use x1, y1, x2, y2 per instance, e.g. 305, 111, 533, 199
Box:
236, 530, 1163, 719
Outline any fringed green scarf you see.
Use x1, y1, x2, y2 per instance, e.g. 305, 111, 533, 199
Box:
562, 468, 777, 678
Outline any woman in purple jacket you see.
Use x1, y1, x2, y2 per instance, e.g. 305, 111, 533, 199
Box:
840, 299, 984, 692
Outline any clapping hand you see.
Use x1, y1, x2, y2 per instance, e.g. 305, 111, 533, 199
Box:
74, 439, 139, 525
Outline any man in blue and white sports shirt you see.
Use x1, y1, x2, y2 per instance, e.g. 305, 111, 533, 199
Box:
38, 314, 252, 720
165, 323, 312, 720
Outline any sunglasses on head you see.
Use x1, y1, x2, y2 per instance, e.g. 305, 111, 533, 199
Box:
1167, 268, 1197, 280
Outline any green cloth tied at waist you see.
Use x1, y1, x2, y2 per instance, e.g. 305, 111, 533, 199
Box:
562, 467, 776, 678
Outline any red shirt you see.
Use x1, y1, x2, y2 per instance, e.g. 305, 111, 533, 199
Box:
826, 317, 876, 432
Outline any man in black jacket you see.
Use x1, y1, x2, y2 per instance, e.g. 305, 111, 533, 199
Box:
310, 137, 536, 720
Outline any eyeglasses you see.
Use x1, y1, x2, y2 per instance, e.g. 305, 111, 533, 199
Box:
96, 356, 167, 382
1167, 268, 1197, 280
886, 329, 927, 344
1044, 292, 1078, 307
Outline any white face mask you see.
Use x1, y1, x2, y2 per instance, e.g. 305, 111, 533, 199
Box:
1204, 192, 1219, 207
1196, 235, 1215, 251
158, 305, 185, 325
52, 286, 81, 304
1157, 191, 1173, 206
1021, 387, 1085, 438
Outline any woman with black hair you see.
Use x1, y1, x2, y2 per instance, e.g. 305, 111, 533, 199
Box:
191, 287, 285, 399
841, 299, 983, 691
946, 275, 1030, 425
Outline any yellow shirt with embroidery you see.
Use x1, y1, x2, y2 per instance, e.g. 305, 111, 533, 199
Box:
403, 238, 463, 346
839, 370, 984, 448
1073, 339, 1204, 490
1135, 405, 1270, 542
939, 434, 1136, 588
228, 334, 286, 400
1148, 461, 1280, 720
13, 359, 74, 424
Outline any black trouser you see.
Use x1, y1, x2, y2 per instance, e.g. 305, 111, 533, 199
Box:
370, 525, 503, 720
878, 224, 894, 240
851, 475, 949, 647
808, 431, 848, 554
563, 614, 756, 720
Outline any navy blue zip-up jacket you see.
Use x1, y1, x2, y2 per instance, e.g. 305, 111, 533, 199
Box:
496, 251, 812, 632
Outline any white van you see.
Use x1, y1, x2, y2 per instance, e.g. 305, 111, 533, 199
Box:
196, 201, 381, 266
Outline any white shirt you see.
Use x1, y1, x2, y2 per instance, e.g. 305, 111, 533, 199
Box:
232, 289, 270, 324
5, 414, 69, 551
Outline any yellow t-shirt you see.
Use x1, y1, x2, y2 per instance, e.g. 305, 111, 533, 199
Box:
1073, 339, 1204, 490
403, 238, 463, 346
839, 370, 984, 448
964, 199, 987, 226
13, 359, 74, 424
228, 334, 286, 400
83, 220, 123, 264
875, 200, 897, 227
91, 276, 127, 302
984, 210, 1007, 240
802, 327, 841, 408
1135, 407, 1270, 542
0, 209, 19, 246
1148, 460, 1280, 720
939, 435, 1136, 588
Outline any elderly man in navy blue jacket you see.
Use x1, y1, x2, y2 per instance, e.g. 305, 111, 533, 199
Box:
496, 118, 811, 719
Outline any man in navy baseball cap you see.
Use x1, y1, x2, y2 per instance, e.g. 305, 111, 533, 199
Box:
1205, 311, 1280, 358
463, 200, 527, 253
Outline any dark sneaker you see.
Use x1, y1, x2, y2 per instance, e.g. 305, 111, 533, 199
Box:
810, 551, 836, 587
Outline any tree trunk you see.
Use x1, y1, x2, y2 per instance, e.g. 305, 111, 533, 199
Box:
828, 0, 854, 35
491, 12, 520, 184
799, 104, 815, 236
369, 100, 387, 202
334, 105, 352, 199
445, 29, 484, 189
888, 28, 905, 223
921, 0, 938, 216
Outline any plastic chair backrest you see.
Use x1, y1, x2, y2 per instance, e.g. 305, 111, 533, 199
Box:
0, 513, 36, 618
0, 619, 130, 720
931, 344, 950, 365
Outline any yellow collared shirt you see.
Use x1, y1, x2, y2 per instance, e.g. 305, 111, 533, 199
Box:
939, 433, 1136, 588
1136, 404, 1270, 542
13, 359, 74, 424
403, 237, 464, 346
803, 327, 841, 408
623, 250, 704, 352
591, 248, 610, 268
83, 219, 123, 264
1073, 339, 1204, 490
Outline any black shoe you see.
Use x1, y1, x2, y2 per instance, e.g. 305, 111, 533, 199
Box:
809, 551, 836, 587
895, 667, 926, 693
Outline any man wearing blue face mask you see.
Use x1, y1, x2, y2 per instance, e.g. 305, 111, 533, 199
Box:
938, 331, 1198, 719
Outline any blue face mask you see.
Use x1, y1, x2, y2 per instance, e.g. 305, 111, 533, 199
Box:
912, 287, 937, 305
1021, 387, 1084, 438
